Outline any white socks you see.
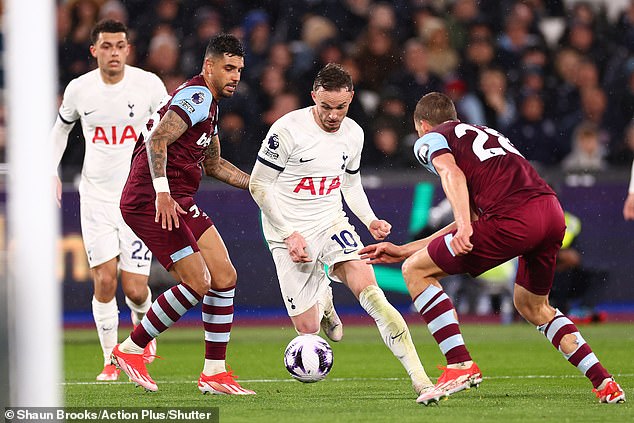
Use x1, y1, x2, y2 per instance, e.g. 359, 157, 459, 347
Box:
92, 296, 119, 366
203, 359, 226, 376
125, 287, 152, 326
94, 289, 152, 360
359, 285, 432, 388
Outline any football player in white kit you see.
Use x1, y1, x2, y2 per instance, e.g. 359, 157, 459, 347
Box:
50, 20, 167, 381
249, 63, 434, 397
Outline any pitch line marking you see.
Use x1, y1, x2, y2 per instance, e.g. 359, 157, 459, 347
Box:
61, 373, 634, 386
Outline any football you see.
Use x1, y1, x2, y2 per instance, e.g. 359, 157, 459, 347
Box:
284, 334, 334, 383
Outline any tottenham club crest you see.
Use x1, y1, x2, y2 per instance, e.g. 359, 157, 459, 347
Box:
341, 153, 349, 170
268, 134, 280, 149
191, 91, 205, 104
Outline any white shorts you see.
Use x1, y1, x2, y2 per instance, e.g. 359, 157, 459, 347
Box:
80, 201, 152, 275
270, 219, 365, 317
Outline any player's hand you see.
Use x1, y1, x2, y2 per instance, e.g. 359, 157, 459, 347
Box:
155, 192, 186, 231
359, 242, 406, 264
369, 219, 392, 240
450, 224, 473, 255
284, 231, 311, 263
624, 193, 634, 220
53, 175, 62, 208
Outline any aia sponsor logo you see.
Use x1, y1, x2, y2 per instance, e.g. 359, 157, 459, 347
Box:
92, 125, 137, 144
293, 176, 340, 195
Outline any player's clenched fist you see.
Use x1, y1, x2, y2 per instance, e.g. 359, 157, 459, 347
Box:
369, 219, 392, 240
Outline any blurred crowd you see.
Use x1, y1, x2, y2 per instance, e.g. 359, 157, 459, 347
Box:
51, 0, 634, 177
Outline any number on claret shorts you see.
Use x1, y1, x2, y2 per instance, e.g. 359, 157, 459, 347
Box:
454, 123, 524, 162
189, 204, 200, 218
330, 230, 358, 254
131, 240, 151, 262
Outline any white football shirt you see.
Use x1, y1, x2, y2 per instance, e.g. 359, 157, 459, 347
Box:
58, 65, 167, 204
256, 107, 364, 242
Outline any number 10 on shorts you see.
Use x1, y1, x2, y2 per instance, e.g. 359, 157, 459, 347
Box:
330, 230, 358, 254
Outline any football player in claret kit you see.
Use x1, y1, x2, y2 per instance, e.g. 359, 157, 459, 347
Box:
361, 92, 625, 405
249, 63, 437, 398
51, 19, 167, 381
111, 33, 255, 395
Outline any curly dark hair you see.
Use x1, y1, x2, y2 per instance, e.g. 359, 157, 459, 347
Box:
205, 33, 245, 58
313, 63, 353, 92
90, 19, 129, 45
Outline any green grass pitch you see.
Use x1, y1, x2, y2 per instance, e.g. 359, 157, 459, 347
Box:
64, 322, 632, 422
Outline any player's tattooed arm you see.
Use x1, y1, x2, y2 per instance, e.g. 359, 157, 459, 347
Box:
146, 110, 188, 179
202, 135, 250, 189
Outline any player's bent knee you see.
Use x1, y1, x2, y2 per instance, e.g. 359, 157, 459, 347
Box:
123, 285, 147, 304
199, 277, 212, 294
183, 275, 211, 297
401, 258, 427, 291
92, 273, 117, 299
93, 270, 117, 288
211, 266, 237, 289
401, 258, 414, 281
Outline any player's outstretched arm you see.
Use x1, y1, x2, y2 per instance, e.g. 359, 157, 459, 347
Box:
202, 135, 250, 189
359, 242, 408, 264
146, 110, 188, 231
